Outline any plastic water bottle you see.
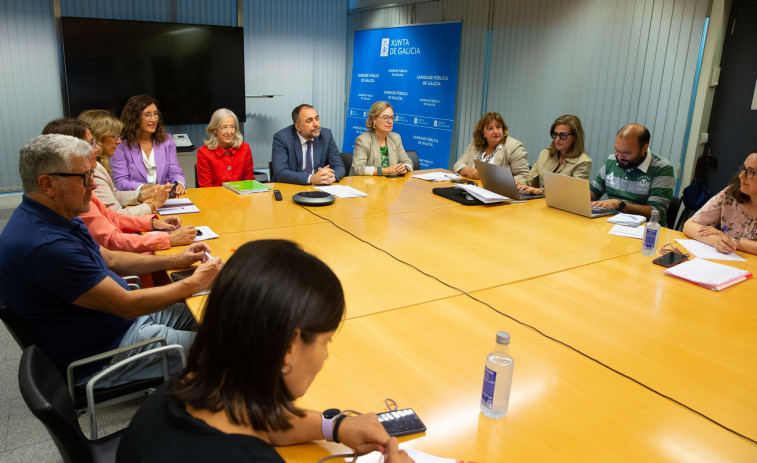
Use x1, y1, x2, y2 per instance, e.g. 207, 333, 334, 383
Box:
480, 331, 514, 419
641, 209, 661, 256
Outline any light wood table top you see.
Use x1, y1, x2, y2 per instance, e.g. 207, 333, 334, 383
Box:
278, 296, 757, 462
168, 223, 458, 320
332, 198, 645, 292
468, 240, 757, 442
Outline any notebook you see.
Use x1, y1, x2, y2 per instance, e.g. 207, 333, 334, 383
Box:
474, 160, 545, 200
663, 258, 752, 291
222, 180, 270, 194
543, 171, 615, 218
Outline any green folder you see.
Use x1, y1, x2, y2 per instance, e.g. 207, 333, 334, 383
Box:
222, 180, 270, 194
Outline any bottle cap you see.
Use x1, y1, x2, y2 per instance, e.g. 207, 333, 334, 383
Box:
650, 209, 659, 219
496, 331, 510, 345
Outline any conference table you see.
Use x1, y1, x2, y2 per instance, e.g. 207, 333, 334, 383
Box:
164, 172, 757, 462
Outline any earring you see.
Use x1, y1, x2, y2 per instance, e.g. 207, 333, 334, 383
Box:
281, 362, 293, 375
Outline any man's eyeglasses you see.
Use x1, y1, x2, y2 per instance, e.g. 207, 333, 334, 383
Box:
141, 111, 160, 120
550, 132, 574, 140
46, 169, 95, 187
738, 164, 757, 180
377, 115, 396, 121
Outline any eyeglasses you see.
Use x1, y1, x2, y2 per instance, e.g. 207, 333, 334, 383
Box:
550, 132, 574, 140
141, 111, 160, 120
46, 169, 95, 187
738, 164, 757, 180
377, 115, 396, 121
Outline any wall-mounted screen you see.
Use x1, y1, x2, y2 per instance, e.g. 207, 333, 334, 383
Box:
60, 17, 245, 124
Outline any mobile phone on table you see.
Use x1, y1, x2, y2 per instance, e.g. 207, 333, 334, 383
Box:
377, 408, 426, 437
169, 269, 195, 282
652, 252, 688, 268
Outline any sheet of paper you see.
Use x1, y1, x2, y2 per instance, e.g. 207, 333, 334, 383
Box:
157, 198, 200, 215
455, 183, 509, 203
674, 239, 746, 261
412, 172, 460, 182
193, 226, 218, 242
608, 224, 645, 239
315, 185, 368, 198
664, 257, 750, 286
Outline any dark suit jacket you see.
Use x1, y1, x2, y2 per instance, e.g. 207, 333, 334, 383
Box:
271, 125, 345, 184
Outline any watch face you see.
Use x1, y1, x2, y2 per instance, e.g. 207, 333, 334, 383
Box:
323, 408, 341, 420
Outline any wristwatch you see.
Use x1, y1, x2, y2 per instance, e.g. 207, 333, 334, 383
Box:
321, 408, 341, 442
617, 200, 627, 212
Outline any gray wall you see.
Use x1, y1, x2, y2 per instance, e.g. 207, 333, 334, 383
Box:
0, 0, 709, 192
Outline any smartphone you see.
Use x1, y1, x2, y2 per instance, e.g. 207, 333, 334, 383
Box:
377, 408, 426, 437
168, 181, 180, 198
169, 269, 195, 282
652, 252, 687, 268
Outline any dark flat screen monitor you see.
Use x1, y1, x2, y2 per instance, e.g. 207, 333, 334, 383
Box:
60, 17, 245, 125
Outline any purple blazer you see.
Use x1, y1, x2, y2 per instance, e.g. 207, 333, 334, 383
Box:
111, 134, 186, 190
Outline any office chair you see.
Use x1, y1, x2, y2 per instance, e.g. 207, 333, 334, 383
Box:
340, 152, 353, 176
19, 344, 186, 463
193, 163, 199, 188
405, 150, 420, 171
0, 303, 171, 439
666, 196, 682, 230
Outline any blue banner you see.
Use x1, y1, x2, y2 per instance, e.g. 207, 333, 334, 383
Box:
344, 22, 462, 169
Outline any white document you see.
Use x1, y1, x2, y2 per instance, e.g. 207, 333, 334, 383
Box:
157, 198, 200, 215
609, 224, 645, 239
664, 257, 751, 287
607, 213, 646, 227
454, 184, 509, 203
315, 185, 368, 198
193, 226, 218, 242
675, 239, 746, 261
412, 172, 460, 182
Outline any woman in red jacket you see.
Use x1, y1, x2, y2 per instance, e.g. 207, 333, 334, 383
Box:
196, 109, 254, 187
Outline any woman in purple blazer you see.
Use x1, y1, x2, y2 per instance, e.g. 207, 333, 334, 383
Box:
111, 95, 187, 194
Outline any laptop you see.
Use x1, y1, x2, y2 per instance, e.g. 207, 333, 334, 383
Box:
474, 160, 545, 200
543, 171, 616, 218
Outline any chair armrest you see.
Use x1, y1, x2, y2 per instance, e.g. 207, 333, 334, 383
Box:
122, 275, 142, 290
66, 337, 167, 401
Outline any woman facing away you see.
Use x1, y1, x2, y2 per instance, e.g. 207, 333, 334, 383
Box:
116, 239, 413, 463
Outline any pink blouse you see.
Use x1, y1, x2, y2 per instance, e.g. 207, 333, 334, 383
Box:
690, 187, 757, 240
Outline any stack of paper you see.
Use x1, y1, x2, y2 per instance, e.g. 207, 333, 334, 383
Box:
157, 198, 200, 214
663, 257, 752, 291
454, 184, 509, 204
412, 172, 460, 182
315, 185, 368, 198
607, 213, 646, 227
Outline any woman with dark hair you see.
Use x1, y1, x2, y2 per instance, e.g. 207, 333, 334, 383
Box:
352, 101, 413, 176
78, 109, 171, 215
117, 240, 413, 462
453, 112, 529, 180
111, 95, 187, 194
683, 150, 757, 255
516, 115, 592, 195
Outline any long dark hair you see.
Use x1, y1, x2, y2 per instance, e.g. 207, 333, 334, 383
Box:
170, 240, 345, 432
120, 94, 167, 148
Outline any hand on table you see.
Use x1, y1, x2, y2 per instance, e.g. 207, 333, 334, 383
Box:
312, 166, 336, 185
458, 166, 479, 180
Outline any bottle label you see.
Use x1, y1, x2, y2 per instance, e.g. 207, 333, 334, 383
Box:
481, 366, 497, 408
642, 228, 658, 249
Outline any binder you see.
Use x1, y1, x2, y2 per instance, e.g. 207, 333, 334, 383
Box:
222, 180, 270, 194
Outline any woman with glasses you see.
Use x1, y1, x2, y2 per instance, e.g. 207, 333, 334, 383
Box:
453, 112, 529, 180
351, 101, 413, 176
196, 108, 254, 187
111, 95, 187, 195
78, 110, 171, 215
516, 114, 592, 195
117, 240, 413, 463
683, 150, 757, 255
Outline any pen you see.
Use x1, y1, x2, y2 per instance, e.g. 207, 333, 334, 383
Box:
205, 251, 214, 261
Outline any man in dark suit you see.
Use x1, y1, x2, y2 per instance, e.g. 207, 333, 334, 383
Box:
271, 104, 346, 185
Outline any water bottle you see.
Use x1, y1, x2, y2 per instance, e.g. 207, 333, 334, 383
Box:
641, 209, 661, 256
480, 331, 514, 419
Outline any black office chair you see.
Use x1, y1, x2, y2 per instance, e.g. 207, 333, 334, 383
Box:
19, 344, 122, 463
340, 152, 353, 176
193, 163, 199, 188
666, 196, 682, 229
405, 150, 420, 171
0, 303, 169, 439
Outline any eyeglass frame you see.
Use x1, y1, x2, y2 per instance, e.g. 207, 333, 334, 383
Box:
738, 164, 757, 180
45, 169, 95, 187
550, 131, 574, 140
376, 114, 396, 121
141, 111, 161, 121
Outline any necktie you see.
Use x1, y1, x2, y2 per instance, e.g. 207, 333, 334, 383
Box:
305, 140, 313, 174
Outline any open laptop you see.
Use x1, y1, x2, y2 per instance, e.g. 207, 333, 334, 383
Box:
474, 160, 545, 200
543, 171, 616, 218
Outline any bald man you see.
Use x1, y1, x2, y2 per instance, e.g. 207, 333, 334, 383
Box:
590, 123, 674, 224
